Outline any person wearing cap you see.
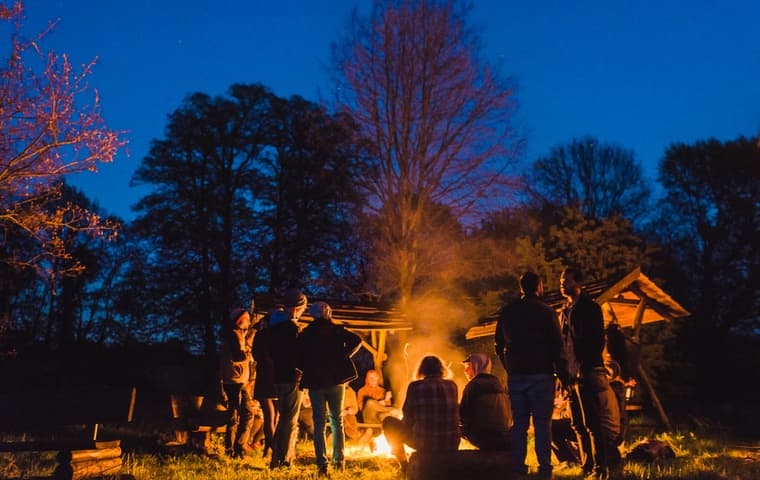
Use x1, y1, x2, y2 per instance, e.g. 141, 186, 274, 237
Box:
382, 354, 460, 473
460, 352, 512, 451
219, 307, 256, 458
496, 272, 565, 480
297, 301, 362, 476
267, 288, 308, 469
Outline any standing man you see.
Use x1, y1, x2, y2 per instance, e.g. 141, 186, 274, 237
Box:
496, 272, 565, 480
298, 301, 362, 476
559, 267, 616, 480
268, 288, 308, 469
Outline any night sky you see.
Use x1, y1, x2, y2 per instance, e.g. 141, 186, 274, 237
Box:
21, 0, 760, 221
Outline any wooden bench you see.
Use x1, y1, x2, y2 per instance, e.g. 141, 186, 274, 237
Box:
407, 450, 513, 480
0, 385, 136, 480
168, 393, 229, 453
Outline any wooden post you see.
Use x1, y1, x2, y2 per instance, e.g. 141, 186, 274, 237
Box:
631, 299, 646, 343
638, 364, 673, 431
375, 330, 387, 381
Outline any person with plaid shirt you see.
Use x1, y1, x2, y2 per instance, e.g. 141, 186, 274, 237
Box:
382, 355, 460, 472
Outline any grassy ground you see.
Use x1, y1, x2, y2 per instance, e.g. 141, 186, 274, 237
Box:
2, 429, 759, 479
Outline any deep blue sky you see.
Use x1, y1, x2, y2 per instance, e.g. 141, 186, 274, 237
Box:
22, 0, 760, 221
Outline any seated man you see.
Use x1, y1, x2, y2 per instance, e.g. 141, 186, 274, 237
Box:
382, 355, 460, 472
459, 353, 512, 450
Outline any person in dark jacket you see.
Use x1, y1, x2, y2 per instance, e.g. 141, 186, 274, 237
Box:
459, 353, 511, 451
251, 308, 281, 458
559, 267, 618, 480
496, 272, 565, 479
219, 307, 256, 458
267, 288, 307, 469
297, 301, 362, 476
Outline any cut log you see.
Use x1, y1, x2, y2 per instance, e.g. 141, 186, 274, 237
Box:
54, 456, 122, 480
57, 446, 122, 463
407, 450, 514, 480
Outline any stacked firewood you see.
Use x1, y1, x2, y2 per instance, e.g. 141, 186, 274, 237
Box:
54, 443, 122, 480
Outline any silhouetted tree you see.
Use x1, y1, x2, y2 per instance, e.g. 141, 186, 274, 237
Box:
655, 136, 760, 408
657, 136, 759, 334
259, 95, 364, 296
528, 136, 652, 225
333, 0, 518, 306
131, 84, 364, 355
131, 85, 270, 358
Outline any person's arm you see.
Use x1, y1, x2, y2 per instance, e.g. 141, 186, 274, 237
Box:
343, 328, 362, 357
494, 312, 509, 370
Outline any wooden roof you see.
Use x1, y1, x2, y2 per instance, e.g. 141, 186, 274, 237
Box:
465, 267, 690, 340
252, 295, 412, 332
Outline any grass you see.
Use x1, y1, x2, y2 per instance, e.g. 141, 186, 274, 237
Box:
2, 430, 759, 479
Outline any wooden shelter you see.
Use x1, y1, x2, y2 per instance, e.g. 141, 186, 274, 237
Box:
252, 295, 411, 377
465, 267, 690, 429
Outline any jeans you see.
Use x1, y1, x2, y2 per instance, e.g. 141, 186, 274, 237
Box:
569, 368, 615, 477
309, 384, 346, 469
508, 374, 556, 475
222, 382, 254, 455
270, 382, 302, 468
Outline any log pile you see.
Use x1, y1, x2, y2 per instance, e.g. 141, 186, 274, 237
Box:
54, 444, 122, 480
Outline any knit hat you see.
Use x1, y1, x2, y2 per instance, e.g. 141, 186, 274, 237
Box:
462, 353, 493, 376
308, 301, 332, 320
283, 288, 307, 308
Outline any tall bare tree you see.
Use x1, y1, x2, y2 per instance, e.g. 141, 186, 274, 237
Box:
333, 0, 518, 306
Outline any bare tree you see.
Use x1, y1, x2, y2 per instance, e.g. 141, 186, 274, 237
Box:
333, 0, 518, 305
0, 2, 125, 275
528, 136, 652, 225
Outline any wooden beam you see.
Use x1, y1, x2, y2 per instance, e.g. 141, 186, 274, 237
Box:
631, 299, 646, 343
637, 364, 673, 431
375, 331, 387, 377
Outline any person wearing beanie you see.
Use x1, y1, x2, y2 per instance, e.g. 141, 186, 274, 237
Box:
267, 288, 308, 469
219, 307, 256, 458
460, 352, 512, 451
297, 301, 361, 476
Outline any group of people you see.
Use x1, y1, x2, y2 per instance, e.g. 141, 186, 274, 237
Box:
218, 266, 631, 479
496, 267, 627, 480
219, 288, 366, 476
382, 267, 630, 480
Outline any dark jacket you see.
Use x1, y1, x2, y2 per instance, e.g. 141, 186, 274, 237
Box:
251, 326, 276, 399
561, 291, 605, 374
459, 373, 512, 441
267, 319, 302, 384
495, 294, 564, 376
297, 317, 361, 390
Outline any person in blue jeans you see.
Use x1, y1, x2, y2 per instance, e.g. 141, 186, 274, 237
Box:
267, 288, 308, 469
297, 301, 361, 476
496, 272, 566, 480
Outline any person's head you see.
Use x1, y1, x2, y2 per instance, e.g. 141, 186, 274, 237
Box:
416, 355, 448, 380
283, 288, 308, 319
519, 271, 543, 297
462, 353, 493, 380
365, 369, 381, 387
229, 307, 250, 330
308, 301, 332, 321
560, 267, 583, 300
